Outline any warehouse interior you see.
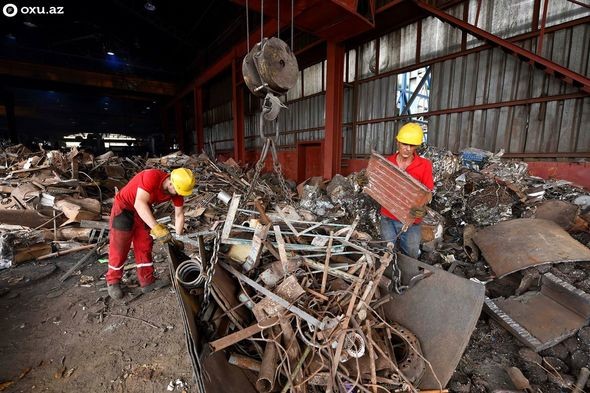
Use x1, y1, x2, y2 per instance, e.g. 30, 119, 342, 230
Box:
1, 0, 590, 392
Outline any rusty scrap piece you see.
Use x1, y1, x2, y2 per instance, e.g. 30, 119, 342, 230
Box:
505, 367, 532, 393
256, 341, 279, 393
484, 273, 590, 352
209, 316, 279, 353
384, 254, 485, 389
242, 222, 271, 272
572, 367, 590, 393
473, 218, 590, 278
228, 353, 262, 372
364, 151, 432, 228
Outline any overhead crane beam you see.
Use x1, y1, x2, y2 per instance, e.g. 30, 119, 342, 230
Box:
0, 59, 177, 96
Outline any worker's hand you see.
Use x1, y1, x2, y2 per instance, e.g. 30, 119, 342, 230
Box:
150, 223, 172, 243
409, 206, 427, 219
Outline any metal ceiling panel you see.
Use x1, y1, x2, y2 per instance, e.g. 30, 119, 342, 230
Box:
473, 218, 590, 278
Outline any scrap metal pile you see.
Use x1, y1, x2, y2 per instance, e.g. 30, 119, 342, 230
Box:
170, 194, 476, 393
169, 153, 486, 393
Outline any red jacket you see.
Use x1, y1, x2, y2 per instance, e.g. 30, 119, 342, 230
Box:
380, 152, 434, 223
115, 169, 184, 211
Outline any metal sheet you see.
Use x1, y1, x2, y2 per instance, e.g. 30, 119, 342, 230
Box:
473, 218, 590, 278
383, 254, 485, 389
534, 199, 580, 230
484, 273, 590, 351
364, 151, 432, 227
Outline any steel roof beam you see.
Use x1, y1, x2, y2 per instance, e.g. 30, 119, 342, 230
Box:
412, 0, 590, 94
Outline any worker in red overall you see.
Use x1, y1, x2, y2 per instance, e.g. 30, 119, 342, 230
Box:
380, 123, 434, 259
106, 168, 195, 299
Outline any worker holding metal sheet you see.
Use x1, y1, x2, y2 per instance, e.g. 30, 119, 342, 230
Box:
105, 168, 195, 299
380, 123, 434, 258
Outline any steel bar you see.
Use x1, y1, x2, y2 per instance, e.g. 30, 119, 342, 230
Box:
537, 0, 550, 55
332, 263, 367, 381
221, 194, 241, 241
58, 244, 99, 282
301, 259, 363, 283
320, 233, 334, 294
566, 0, 590, 9
209, 316, 279, 353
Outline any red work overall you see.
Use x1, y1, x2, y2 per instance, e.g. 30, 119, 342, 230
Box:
106, 169, 183, 287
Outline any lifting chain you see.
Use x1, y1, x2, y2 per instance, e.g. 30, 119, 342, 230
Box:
198, 230, 221, 319
388, 252, 403, 294
242, 113, 293, 206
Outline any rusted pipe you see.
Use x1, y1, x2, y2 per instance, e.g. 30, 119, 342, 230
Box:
228, 353, 261, 372
256, 341, 278, 393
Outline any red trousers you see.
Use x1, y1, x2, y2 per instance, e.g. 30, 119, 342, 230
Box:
106, 201, 155, 287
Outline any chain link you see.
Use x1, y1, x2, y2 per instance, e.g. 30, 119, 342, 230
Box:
198, 230, 221, 319
269, 140, 293, 205
242, 113, 293, 207
388, 252, 403, 294
242, 138, 271, 206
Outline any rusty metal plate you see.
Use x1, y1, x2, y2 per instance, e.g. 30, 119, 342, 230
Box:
484, 273, 590, 351
534, 199, 579, 230
364, 152, 432, 227
383, 254, 485, 389
473, 218, 590, 278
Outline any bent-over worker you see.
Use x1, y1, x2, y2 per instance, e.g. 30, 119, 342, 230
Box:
106, 168, 195, 300
380, 123, 433, 259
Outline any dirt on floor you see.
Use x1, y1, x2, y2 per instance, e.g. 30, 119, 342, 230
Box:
0, 247, 193, 393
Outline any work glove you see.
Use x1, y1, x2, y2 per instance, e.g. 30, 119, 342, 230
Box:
356, 170, 369, 187
409, 206, 427, 219
150, 223, 172, 243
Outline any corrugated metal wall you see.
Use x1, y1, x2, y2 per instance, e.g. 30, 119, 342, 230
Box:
429, 23, 590, 154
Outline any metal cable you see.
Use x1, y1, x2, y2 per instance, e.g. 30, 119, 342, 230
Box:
246, 0, 250, 51
261, 0, 264, 41
291, 0, 294, 50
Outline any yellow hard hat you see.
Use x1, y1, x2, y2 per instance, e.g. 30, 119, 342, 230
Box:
170, 168, 195, 196
396, 123, 424, 146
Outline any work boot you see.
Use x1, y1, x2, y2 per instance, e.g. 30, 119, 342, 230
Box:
107, 283, 123, 300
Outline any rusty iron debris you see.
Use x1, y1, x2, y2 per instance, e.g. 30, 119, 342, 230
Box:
473, 218, 590, 278
484, 273, 590, 351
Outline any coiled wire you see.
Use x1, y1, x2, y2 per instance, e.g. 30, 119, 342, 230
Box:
175, 259, 206, 289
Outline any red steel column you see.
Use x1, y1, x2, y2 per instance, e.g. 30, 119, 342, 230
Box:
194, 85, 204, 153
323, 41, 345, 179
232, 59, 245, 163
